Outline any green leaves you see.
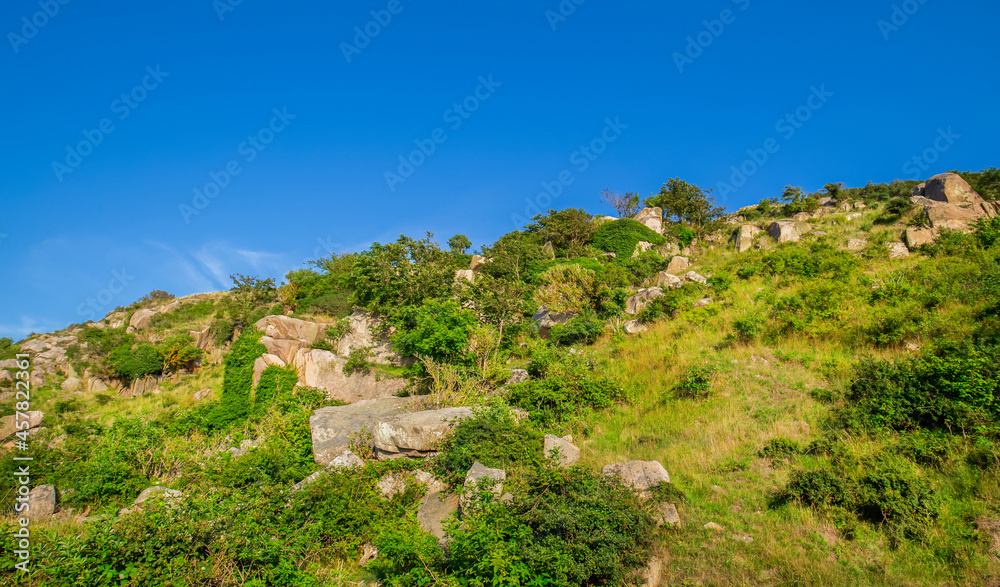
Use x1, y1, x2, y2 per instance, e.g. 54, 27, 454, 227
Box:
391, 298, 477, 364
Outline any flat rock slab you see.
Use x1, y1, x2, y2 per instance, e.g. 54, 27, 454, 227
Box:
418, 492, 460, 542
602, 460, 670, 492
310, 398, 415, 466
544, 434, 580, 467
374, 407, 473, 454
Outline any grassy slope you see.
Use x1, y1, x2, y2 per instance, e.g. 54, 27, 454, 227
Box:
578, 210, 1000, 586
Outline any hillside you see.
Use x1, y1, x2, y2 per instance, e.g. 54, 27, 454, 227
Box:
3, 170, 1000, 586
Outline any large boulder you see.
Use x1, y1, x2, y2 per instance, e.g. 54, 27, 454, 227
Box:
293, 349, 407, 403
684, 271, 708, 285
925, 200, 995, 231
470, 255, 488, 271
129, 309, 157, 331
461, 461, 506, 512
733, 225, 761, 253
418, 492, 461, 542
623, 320, 648, 335
602, 460, 671, 492
633, 207, 663, 234
373, 407, 474, 457
665, 256, 689, 275
337, 310, 407, 366
260, 336, 308, 364
60, 377, 81, 391
846, 238, 868, 251
905, 227, 937, 249
255, 315, 329, 345
455, 269, 476, 283
309, 398, 415, 466
767, 221, 800, 243
26, 485, 57, 519
532, 306, 576, 339
1, 411, 44, 439
925, 172, 984, 207
886, 242, 910, 259
543, 435, 580, 467
626, 288, 664, 315
655, 272, 683, 290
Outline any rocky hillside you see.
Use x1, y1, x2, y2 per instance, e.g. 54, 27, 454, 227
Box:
2, 169, 1000, 586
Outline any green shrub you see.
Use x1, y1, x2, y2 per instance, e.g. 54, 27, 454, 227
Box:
209, 318, 236, 345
671, 225, 697, 249
592, 218, 665, 260
509, 354, 626, 425
732, 312, 765, 342
434, 403, 544, 485
107, 343, 164, 384
636, 290, 686, 324
391, 298, 477, 364
673, 365, 715, 399
206, 329, 267, 429
344, 346, 374, 375
254, 365, 299, 411
785, 468, 849, 507
550, 312, 604, 346
760, 437, 802, 459
0, 338, 20, 361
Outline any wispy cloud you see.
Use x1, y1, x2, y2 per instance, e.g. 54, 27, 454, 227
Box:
0, 316, 62, 340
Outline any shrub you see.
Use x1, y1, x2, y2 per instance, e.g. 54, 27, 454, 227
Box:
760, 437, 802, 459
550, 312, 604, 346
0, 338, 20, 361
732, 312, 765, 342
206, 329, 267, 429
534, 264, 599, 314
636, 290, 686, 324
509, 354, 626, 425
254, 365, 299, 411
671, 225, 697, 249
209, 318, 236, 345
434, 403, 544, 485
391, 298, 477, 364
107, 343, 164, 384
591, 218, 666, 260
344, 346, 374, 375
673, 365, 715, 399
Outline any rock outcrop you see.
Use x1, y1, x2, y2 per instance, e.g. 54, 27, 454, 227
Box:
767, 221, 800, 243
337, 310, 407, 366
665, 256, 689, 275
252, 354, 286, 387
532, 306, 575, 339
26, 485, 57, 519
293, 349, 407, 402
915, 173, 999, 235
633, 207, 663, 234
602, 460, 671, 492
309, 398, 415, 466
626, 288, 663, 315
543, 434, 580, 467
655, 272, 683, 290
905, 227, 937, 249
733, 225, 761, 253
373, 407, 474, 458
461, 461, 506, 512
255, 315, 330, 345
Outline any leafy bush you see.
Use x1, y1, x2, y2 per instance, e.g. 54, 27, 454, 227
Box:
550, 312, 604, 346
534, 264, 599, 314
735, 244, 858, 281
206, 329, 267, 429
671, 225, 697, 249
344, 346, 374, 375
0, 338, 20, 361
591, 218, 665, 260
509, 354, 626, 425
254, 365, 299, 411
636, 290, 686, 324
785, 468, 849, 507
527, 208, 597, 257
107, 343, 164, 384
391, 298, 477, 364
673, 365, 715, 399
732, 312, 765, 342
760, 437, 802, 459
434, 403, 544, 485
842, 341, 1000, 438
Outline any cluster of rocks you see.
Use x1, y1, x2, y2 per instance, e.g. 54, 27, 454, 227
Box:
906, 172, 999, 247
455, 255, 490, 283
254, 313, 408, 403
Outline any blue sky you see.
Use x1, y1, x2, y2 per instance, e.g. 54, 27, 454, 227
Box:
1, 0, 998, 338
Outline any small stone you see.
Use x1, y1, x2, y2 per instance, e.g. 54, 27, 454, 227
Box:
654, 502, 681, 527
704, 522, 724, 531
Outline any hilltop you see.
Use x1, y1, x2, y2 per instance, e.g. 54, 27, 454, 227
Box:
2, 169, 1000, 586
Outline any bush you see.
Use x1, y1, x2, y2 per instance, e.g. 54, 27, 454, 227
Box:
760, 437, 802, 459
344, 346, 374, 375
785, 468, 849, 507
434, 403, 544, 485
0, 338, 20, 361
107, 343, 164, 384
732, 312, 765, 342
254, 365, 299, 411
592, 218, 665, 260
391, 298, 477, 364
550, 312, 604, 346
534, 264, 599, 314
509, 354, 626, 425
673, 365, 715, 399
636, 290, 686, 324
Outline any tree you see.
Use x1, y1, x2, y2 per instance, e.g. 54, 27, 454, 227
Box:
230, 273, 277, 318
351, 233, 456, 320
527, 209, 596, 257
480, 232, 546, 283
599, 189, 641, 218
644, 178, 726, 235
391, 298, 477, 364
824, 183, 843, 198
780, 185, 820, 216
448, 234, 472, 254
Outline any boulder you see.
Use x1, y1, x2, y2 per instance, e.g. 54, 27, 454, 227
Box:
507, 369, 529, 385
133, 486, 183, 506
338, 310, 407, 366
905, 227, 937, 249
543, 434, 580, 467
792, 212, 812, 222
418, 492, 461, 542
461, 461, 506, 511
129, 309, 157, 331
21, 340, 48, 353
632, 241, 655, 257
602, 460, 671, 492
88, 378, 110, 392
1, 411, 44, 439
470, 255, 488, 271
254, 315, 329, 345
846, 238, 868, 251
373, 407, 474, 456
655, 272, 683, 290
665, 256, 689, 275
767, 221, 799, 243
636, 557, 663, 587
925, 172, 984, 207
60, 377, 81, 391
634, 207, 663, 234
684, 271, 708, 285
131, 375, 158, 397
252, 354, 286, 388
623, 320, 648, 335
309, 398, 414, 466
693, 298, 712, 309
293, 349, 407, 403
854, 202, 867, 210
733, 225, 761, 253
260, 336, 308, 364
925, 201, 995, 231
912, 183, 926, 198
838, 202, 852, 212
26, 485, 57, 519
532, 306, 576, 339
626, 287, 664, 315
455, 269, 476, 283
377, 470, 447, 498
845, 212, 862, 221
886, 242, 910, 259
655, 503, 681, 527
189, 325, 212, 350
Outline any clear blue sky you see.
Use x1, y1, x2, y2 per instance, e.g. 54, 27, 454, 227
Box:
1, 0, 998, 338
